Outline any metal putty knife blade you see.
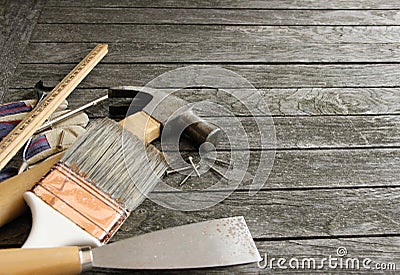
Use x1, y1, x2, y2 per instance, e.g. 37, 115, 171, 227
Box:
92, 216, 261, 269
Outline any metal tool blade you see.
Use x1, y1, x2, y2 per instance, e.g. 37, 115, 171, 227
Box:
92, 216, 261, 270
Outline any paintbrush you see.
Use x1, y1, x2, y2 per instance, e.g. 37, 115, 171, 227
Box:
22, 118, 167, 248
0, 105, 162, 228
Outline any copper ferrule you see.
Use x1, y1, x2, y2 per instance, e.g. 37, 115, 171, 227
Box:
32, 163, 130, 244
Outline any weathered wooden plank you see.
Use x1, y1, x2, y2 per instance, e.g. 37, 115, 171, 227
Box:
0, 0, 44, 100
93, 238, 400, 274
2, 218, 400, 275
45, 0, 400, 9
22, 42, 400, 63
111, 187, 400, 241
11, 64, 400, 89
39, 7, 400, 25
0, 215, 30, 248
30, 25, 400, 43
2, 214, 399, 274
155, 115, 400, 149
6, 86, 400, 117
3, 188, 400, 246
162, 149, 400, 190
0, 82, 396, 188
3, 92, 400, 149
248, 238, 400, 274
6, 91, 400, 149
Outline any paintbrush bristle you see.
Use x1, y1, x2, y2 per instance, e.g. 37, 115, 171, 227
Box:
61, 118, 167, 210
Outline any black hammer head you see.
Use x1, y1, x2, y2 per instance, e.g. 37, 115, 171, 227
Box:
108, 86, 222, 148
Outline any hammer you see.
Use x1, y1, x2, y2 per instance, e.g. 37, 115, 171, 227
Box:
109, 86, 223, 148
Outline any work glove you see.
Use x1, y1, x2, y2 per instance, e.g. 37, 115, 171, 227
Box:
0, 99, 89, 180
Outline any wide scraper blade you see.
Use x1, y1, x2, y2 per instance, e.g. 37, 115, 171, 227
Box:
92, 216, 261, 270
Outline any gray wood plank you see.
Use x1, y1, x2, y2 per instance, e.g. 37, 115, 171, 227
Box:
30, 25, 400, 43
11, 64, 400, 88
7, 87, 400, 116
161, 149, 400, 190
0, 0, 44, 101
128, 115, 400, 149
0, 215, 30, 248
22, 42, 400, 63
3, 188, 400, 246
107, 187, 400, 240
45, 0, 400, 9
2, 215, 399, 274
6, 90, 400, 148
0, 83, 396, 189
94, 238, 400, 273
39, 8, 400, 25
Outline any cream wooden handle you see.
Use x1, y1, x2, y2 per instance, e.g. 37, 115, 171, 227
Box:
0, 246, 82, 275
0, 154, 63, 227
119, 111, 161, 144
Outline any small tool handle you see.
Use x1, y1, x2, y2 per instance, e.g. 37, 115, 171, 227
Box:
179, 110, 222, 147
0, 154, 62, 227
119, 111, 161, 144
0, 246, 82, 275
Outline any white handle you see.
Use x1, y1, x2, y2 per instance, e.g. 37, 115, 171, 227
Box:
23, 192, 101, 248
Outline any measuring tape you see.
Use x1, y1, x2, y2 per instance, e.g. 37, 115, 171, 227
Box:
0, 44, 108, 171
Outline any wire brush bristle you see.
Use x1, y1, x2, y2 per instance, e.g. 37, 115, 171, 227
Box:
61, 118, 167, 210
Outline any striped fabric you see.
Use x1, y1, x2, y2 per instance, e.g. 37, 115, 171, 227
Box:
0, 120, 21, 139
0, 101, 33, 139
26, 135, 51, 160
0, 167, 18, 182
0, 101, 32, 117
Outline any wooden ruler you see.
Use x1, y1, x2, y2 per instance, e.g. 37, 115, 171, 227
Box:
0, 44, 108, 171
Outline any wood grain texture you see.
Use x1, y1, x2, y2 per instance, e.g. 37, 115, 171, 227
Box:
39, 8, 400, 25
161, 149, 400, 190
90, 237, 400, 274
163, 115, 400, 149
0, 246, 81, 275
3, 1, 400, 273
7, 87, 400, 116
45, 0, 400, 9
0, 215, 31, 248
3, 187, 400, 246
22, 42, 400, 63
11, 64, 400, 88
31, 25, 400, 43
0, 0, 44, 100
111, 187, 400, 240
3, 216, 400, 274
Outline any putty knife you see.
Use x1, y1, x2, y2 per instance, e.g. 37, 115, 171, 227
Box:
0, 216, 260, 274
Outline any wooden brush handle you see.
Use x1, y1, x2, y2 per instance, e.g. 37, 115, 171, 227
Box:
0, 110, 158, 228
0, 246, 82, 275
0, 154, 62, 227
119, 111, 161, 144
